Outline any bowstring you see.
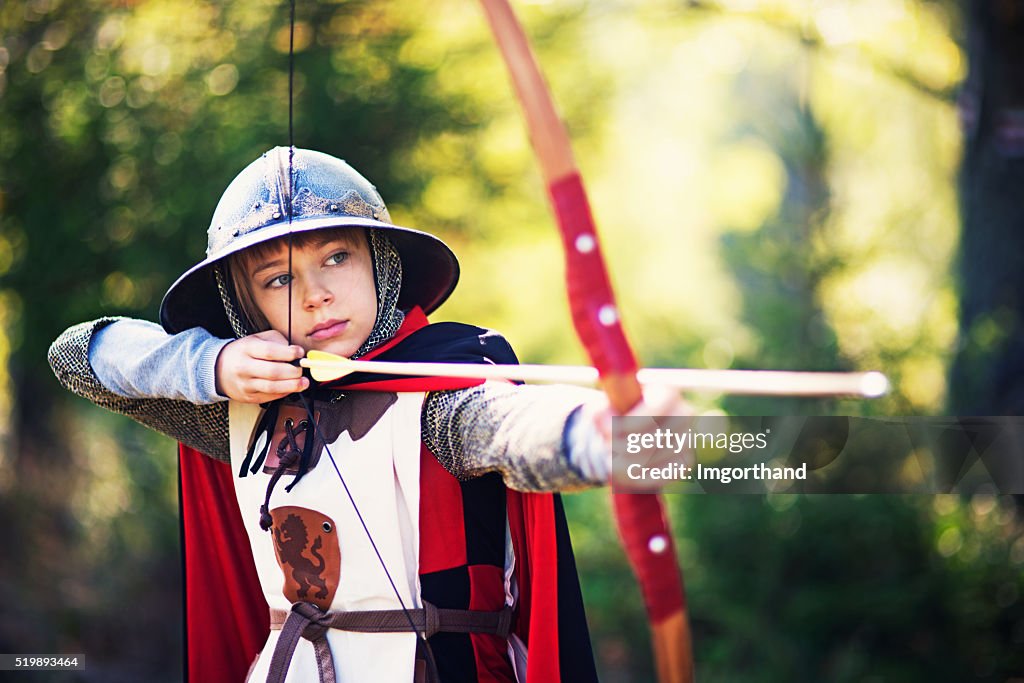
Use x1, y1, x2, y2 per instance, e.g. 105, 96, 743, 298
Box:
282, 1, 435, 669
286, 0, 294, 345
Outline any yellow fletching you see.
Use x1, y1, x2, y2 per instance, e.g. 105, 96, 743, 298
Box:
302, 350, 355, 382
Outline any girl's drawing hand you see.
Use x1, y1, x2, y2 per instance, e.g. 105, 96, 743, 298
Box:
214, 330, 309, 403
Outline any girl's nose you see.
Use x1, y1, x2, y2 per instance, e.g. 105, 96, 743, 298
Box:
302, 277, 334, 309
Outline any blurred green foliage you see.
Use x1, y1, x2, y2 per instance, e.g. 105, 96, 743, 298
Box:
1, 0, 1022, 681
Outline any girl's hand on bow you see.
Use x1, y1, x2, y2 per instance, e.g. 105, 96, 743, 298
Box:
608, 386, 695, 492
573, 385, 694, 490
214, 330, 309, 403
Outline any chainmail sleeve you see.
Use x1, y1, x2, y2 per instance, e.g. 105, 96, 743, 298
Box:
48, 318, 230, 463
421, 382, 602, 492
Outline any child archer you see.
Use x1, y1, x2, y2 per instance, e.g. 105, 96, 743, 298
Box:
50, 146, 682, 682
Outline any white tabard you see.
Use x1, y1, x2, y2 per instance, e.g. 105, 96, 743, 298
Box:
229, 392, 425, 683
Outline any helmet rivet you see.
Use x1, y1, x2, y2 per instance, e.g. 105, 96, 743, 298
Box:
232, 230, 240, 237
272, 211, 282, 220
329, 203, 338, 212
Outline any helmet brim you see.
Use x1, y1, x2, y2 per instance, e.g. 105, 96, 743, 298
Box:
159, 215, 459, 336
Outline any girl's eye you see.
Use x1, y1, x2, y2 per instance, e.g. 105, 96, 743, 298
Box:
267, 273, 292, 289
327, 251, 349, 266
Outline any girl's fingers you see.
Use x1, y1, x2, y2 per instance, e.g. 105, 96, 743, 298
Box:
236, 330, 304, 362
246, 358, 305, 381
249, 340, 305, 362
251, 376, 308, 395
216, 335, 308, 403
243, 377, 309, 402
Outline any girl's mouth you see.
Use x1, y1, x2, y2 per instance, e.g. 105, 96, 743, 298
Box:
309, 319, 348, 341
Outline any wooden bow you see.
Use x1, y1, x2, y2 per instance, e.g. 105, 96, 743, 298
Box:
477, 2, 695, 680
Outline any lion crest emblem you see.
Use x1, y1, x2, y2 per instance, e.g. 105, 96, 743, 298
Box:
269, 506, 340, 609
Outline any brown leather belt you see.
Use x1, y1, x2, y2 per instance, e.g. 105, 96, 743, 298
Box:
265, 601, 514, 683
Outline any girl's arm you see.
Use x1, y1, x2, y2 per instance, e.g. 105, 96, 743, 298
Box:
422, 383, 607, 492
49, 318, 232, 462
89, 319, 230, 402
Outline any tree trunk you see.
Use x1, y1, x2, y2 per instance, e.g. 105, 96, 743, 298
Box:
950, 0, 1024, 414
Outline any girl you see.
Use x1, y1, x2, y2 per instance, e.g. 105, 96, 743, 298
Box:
50, 147, 678, 683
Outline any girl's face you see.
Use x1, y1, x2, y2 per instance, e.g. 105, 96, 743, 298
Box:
244, 230, 377, 357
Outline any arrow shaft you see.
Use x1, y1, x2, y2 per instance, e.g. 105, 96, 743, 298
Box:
301, 357, 886, 397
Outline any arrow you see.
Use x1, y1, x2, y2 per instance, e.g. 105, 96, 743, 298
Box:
301, 350, 889, 397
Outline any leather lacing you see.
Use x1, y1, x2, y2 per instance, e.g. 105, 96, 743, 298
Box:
257, 414, 316, 531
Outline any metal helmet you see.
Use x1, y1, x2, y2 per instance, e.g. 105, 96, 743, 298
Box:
160, 147, 459, 337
